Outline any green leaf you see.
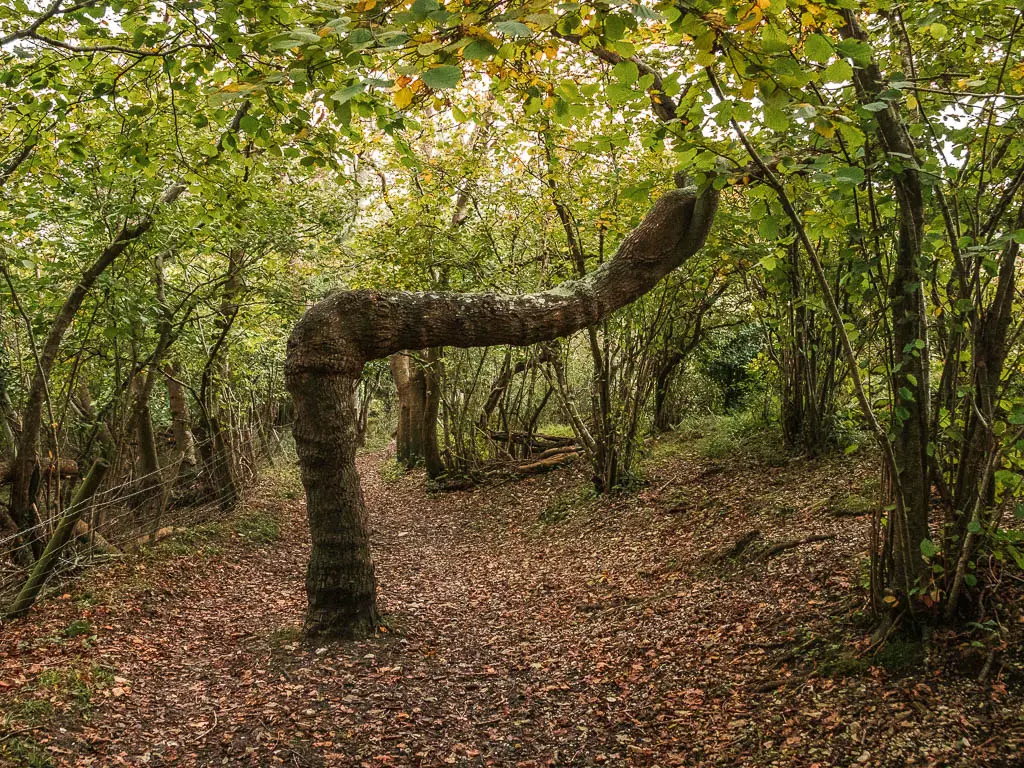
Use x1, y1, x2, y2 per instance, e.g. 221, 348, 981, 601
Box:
761, 24, 792, 54
758, 218, 779, 240
822, 59, 853, 84
493, 21, 532, 38
804, 34, 833, 64
420, 65, 462, 90
967, 520, 982, 534
462, 38, 497, 61
836, 38, 872, 67
920, 538, 938, 558
410, 0, 440, 20
763, 106, 790, 132
612, 61, 639, 86
606, 83, 634, 105
267, 28, 321, 50
835, 166, 865, 185
604, 14, 626, 42
330, 83, 365, 104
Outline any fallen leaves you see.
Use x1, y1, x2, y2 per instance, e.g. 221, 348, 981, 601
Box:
1, 449, 1022, 766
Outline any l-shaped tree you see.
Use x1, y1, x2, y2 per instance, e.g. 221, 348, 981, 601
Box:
285, 181, 720, 638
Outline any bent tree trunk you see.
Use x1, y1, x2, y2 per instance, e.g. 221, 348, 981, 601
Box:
285, 184, 719, 638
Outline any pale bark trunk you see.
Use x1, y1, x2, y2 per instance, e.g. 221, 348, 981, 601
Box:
164, 362, 197, 469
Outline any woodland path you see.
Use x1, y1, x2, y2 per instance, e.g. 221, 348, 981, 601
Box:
2, 443, 1022, 767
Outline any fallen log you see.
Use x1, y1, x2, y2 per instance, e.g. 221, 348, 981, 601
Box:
72, 520, 121, 556
533, 445, 583, 461
515, 451, 581, 474
135, 526, 183, 547
489, 431, 576, 449
0, 458, 79, 486
706, 530, 836, 564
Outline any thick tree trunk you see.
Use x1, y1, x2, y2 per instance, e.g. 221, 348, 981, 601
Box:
944, 206, 1021, 607
653, 353, 683, 433
164, 362, 197, 469
422, 348, 445, 480
390, 352, 428, 468
286, 184, 718, 638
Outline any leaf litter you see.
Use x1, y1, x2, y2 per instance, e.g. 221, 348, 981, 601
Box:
2, 441, 1023, 767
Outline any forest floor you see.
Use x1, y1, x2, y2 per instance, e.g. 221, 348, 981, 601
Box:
2, 433, 1024, 768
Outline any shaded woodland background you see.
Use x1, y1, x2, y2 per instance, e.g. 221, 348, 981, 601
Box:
2, 0, 1024, 764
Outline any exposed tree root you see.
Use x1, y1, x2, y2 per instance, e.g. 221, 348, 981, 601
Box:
708, 530, 837, 564
756, 533, 837, 561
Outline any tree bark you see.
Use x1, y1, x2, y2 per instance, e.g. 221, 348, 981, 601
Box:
164, 362, 197, 469
842, 10, 931, 605
422, 347, 445, 480
390, 352, 428, 468
286, 184, 718, 638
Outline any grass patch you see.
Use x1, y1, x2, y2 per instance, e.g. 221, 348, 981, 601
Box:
535, 423, 576, 439
539, 486, 591, 525
63, 619, 93, 639
0, 737, 53, 768
233, 508, 281, 544
819, 652, 872, 679
265, 461, 304, 500
36, 667, 95, 715
874, 638, 925, 676
833, 493, 874, 517
149, 521, 227, 557
674, 411, 786, 465
379, 460, 407, 485
6, 698, 54, 725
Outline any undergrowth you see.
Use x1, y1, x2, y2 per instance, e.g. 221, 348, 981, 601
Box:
661, 411, 787, 465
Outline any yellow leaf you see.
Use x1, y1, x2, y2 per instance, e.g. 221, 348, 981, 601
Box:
737, 6, 762, 32
393, 87, 414, 108
907, 94, 918, 110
